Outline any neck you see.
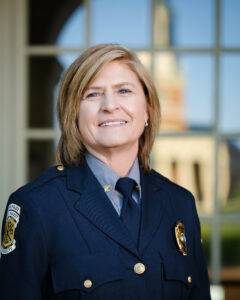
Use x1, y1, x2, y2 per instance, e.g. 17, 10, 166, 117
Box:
86, 145, 138, 177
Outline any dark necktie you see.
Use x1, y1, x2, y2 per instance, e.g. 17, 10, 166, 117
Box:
115, 177, 141, 246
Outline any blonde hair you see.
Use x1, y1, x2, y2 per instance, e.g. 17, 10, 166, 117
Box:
56, 44, 160, 171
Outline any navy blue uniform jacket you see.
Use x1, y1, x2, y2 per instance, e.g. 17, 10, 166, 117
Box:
0, 160, 211, 299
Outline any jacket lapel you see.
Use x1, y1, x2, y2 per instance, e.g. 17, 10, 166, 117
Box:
138, 169, 169, 253
66, 161, 140, 258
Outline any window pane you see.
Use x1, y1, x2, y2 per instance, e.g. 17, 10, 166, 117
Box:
154, 53, 214, 131
220, 139, 240, 214
221, 224, 240, 282
91, 0, 151, 48
29, 0, 85, 46
153, 0, 215, 48
222, 0, 240, 47
220, 54, 240, 133
28, 140, 55, 181
28, 54, 78, 128
28, 57, 60, 128
152, 136, 214, 215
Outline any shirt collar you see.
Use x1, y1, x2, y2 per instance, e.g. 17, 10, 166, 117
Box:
85, 152, 141, 198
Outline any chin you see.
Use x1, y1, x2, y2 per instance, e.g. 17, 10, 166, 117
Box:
99, 139, 138, 151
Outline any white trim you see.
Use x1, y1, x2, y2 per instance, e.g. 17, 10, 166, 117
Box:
25, 129, 60, 139
0, 0, 27, 236
15, 0, 28, 188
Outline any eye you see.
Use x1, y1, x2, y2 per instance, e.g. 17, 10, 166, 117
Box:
86, 92, 101, 98
119, 88, 131, 94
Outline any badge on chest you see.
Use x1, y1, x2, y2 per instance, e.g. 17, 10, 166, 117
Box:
175, 221, 187, 256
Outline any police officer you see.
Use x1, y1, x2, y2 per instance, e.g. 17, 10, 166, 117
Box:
0, 44, 211, 299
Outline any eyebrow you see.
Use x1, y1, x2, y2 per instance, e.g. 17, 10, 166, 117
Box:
86, 82, 136, 91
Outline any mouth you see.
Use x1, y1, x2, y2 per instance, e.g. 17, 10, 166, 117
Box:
99, 121, 127, 127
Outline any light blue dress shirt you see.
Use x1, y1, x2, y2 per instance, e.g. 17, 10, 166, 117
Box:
85, 152, 141, 215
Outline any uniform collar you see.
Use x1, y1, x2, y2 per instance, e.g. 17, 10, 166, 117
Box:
85, 152, 141, 198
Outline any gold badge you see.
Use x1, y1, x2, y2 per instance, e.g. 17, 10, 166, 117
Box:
1, 203, 21, 255
175, 221, 187, 256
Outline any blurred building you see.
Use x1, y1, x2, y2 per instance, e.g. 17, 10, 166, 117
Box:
152, 1, 240, 216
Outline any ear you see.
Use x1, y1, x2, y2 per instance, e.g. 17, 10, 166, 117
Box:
144, 104, 149, 124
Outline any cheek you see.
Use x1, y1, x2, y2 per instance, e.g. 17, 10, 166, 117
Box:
136, 94, 148, 117
77, 109, 83, 130
78, 103, 93, 126
77, 105, 89, 136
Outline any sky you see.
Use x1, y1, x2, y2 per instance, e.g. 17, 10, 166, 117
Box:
56, 0, 240, 134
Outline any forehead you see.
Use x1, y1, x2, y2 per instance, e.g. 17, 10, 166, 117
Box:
90, 60, 140, 85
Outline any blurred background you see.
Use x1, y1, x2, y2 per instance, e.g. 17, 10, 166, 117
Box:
0, 0, 239, 299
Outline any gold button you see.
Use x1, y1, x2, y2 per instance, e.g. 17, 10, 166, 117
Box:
134, 263, 145, 274
57, 165, 64, 171
187, 276, 192, 283
84, 279, 92, 288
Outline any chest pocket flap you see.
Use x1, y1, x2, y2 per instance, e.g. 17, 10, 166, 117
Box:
160, 251, 199, 288
51, 253, 123, 294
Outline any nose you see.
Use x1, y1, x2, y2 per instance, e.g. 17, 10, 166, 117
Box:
101, 92, 120, 112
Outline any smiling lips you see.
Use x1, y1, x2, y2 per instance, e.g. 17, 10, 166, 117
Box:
99, 121, 127, 127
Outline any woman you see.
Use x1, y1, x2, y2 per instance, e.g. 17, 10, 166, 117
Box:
0, 44, 211, 299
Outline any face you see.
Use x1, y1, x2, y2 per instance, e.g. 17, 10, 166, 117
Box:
78, 60, 148, 156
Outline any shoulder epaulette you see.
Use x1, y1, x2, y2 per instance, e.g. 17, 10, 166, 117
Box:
150, 169, 171, 183
151, 168, 192, 192
22, 165, 66, 192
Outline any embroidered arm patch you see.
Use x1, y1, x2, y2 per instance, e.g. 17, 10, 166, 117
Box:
1, 203, 21, 255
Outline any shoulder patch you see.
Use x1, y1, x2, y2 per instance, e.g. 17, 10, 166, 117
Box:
1, 203, 21, 255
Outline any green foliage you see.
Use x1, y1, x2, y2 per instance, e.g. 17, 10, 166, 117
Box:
201, 223, 240, 266
201, 223, 211, 264
221, 224, 240, 266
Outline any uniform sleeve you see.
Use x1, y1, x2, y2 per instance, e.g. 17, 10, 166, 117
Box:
189, 194, 211, 300
0, 190, 49, 300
